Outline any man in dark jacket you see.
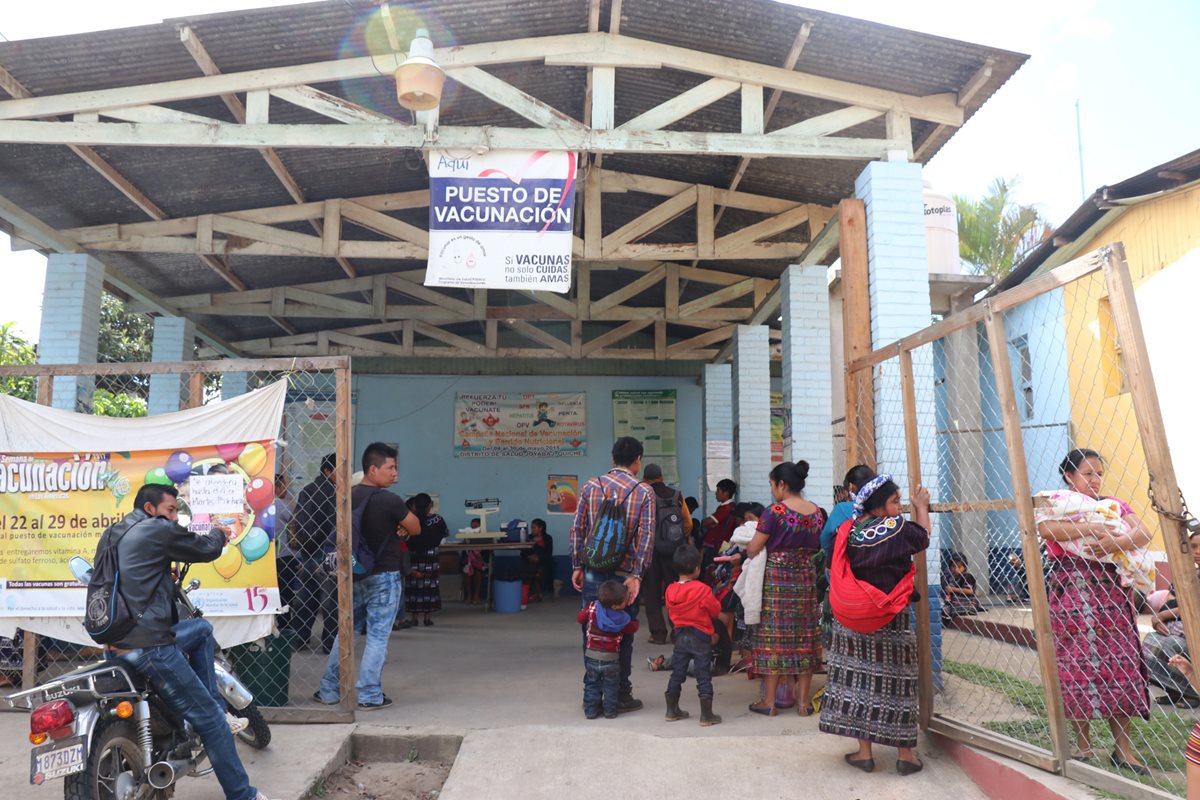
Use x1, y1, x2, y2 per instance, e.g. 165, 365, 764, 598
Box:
287, 453, 338, 652
96, 483, 264, 800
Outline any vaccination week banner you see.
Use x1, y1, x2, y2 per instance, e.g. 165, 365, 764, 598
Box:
0, 442, 281, 618
455, 393, 586, 458
425, 149, 577, 292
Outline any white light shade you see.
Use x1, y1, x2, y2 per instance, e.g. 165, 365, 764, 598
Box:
395, 29, 444, 112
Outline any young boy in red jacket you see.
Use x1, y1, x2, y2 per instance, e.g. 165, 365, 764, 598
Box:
664, 544, 722, 726
576, 580, 639, 719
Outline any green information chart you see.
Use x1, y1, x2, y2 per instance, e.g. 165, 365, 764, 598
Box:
612, 390, 678, 485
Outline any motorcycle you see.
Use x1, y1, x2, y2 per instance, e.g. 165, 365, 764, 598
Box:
5, 569, 270, 799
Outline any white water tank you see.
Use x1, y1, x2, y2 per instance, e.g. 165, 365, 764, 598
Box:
924, 181, 959, 274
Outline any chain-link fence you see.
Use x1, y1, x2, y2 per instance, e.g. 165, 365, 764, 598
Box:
0, 356, 356, 723
845, 245, 1200, 798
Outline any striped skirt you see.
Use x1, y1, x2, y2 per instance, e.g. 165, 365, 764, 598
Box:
1047, 556, 1149, 721
404, 547, 442, 614
1187, 722, 1200, 768
750, 549, 821, 676
819, 611, 918, 748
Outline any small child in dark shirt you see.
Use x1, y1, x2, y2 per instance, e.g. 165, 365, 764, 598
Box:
576, 580, 638, 719
664, 544, 722, 726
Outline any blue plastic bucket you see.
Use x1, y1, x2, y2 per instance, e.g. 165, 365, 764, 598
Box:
493, 579, 523, 613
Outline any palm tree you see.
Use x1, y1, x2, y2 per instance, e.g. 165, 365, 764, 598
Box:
953, 178, 1053, 280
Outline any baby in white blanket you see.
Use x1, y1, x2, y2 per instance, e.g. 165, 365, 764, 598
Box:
1035, 489, 1156, 594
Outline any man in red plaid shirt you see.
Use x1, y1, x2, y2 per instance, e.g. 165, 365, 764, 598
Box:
570, 436, 657, 712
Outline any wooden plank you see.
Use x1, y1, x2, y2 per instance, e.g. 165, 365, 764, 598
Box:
846, 250, 1106, 374
402, 320, 415, 356
504, 319, 573, 356
0, 120, 910, 159
928, 717, 1057, 772
676, 265, 748, 287
770, 106, 882, 138
340, 200, 429, 247
747, 281, 782, 326
1103, 243, 1200, 657
451, 66, 585, 130
600, 169, 800, 214
473, 289, 487, 320
1062, 760, 1179, 800
100, 104, 222, 125
665, 264, 680, 319
602, 187, 696, 251
584, 165, 602, 259
696, 184, 715, 259
285, 287, 375, 318
185, 373, 206, 409
326, 331, 411, 357
581, 320, 653, 357
211, 215, 323, 255
898, 349, 934, 730
245, 89, 269, 124
526, 289, 579, 318
483, 320, 496, 353
667, 325, 735, 357
412, 321, 487, 355
386, 275, 474, 317
591, 67, 615, 129
591, 265, 667, 314
840, 198, 872, 468
322, 199, 341, 257
618, 77, 740, 131
984, 310, 1071, 768
678, 279, 754, 317
713, 204, 810, 255
886, 109, 913, 159
654, 320, 667, 360
957, 58, 995, 107
576, 263, 591, 320
571, 320, 583, 359
271, 85, 401, 125
741, 84, 764, 135
333, 362, 356, 712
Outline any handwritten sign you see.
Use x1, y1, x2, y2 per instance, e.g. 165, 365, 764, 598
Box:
188, 475, 245, 514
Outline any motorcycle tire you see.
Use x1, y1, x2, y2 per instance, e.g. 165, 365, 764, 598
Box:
65, 719, 173, 800
231, 703, 271, 750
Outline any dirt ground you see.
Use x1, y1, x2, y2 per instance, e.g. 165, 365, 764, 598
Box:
313, 761, 451, 800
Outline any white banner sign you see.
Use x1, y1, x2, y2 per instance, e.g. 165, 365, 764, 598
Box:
426, 149, 577, 293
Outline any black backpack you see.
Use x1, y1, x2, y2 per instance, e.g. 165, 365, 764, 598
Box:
324, 487, 388, 580
83, 520, 164, 645
582, 478, 637, 572
652, 489, 687, 556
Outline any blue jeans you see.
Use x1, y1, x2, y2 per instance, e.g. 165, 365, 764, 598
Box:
173, 617, 223, 712
318, 571, 401, 705
583, 656, 619, 716
134, 644, 256, 800
581, 570, 640, 696
668, 626, 714, 699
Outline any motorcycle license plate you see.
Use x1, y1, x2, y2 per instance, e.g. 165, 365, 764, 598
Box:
30, 737, 85, 784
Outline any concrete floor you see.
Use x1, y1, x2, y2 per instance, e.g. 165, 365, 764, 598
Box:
0, 598, 1039, 799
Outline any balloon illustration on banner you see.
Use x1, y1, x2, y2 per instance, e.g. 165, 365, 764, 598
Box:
164, 451, 193, 484
245, 477, 274, 512
259, 503, 277, 538
145, 467, 173, 487
239, 528, 270, 563
238, 443, 268, 476
213, 545, 243, 581
217, 442, 245, 462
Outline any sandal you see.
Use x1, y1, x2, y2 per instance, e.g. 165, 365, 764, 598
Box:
646, 655, 668, 672
748, 702, 778, 716
796, 703, 814, 717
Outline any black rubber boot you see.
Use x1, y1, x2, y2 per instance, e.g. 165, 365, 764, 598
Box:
665, 691, 689, 721
699, 696, 722, 726
617, 689, 643, 714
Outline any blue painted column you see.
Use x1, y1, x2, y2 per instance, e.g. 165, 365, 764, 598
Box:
781, 263, 834, 510
222, 372, 251, 400
702, 363, 732, 513
856, 158, 943, 682
37, 253, 103, 411
147, 317, 196, 415
731, 325, 772, 502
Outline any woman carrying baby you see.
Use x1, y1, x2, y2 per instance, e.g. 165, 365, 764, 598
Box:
1036, 448, 1152, 774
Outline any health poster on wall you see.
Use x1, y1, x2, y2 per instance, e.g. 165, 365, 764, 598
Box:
455, 393, 587, 458
426, 149, 578, 292
546, 475, 579, 515
771, 391, 787, 464
0, 442, 281, 618
612, 390, 678, 485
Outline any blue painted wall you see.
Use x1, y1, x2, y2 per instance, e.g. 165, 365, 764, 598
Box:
351, 374, 705, 537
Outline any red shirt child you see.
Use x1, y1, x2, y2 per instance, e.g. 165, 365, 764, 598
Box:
666, 576, 721, 636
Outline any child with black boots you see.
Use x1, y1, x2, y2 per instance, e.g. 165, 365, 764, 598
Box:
576, 580, 639, 719
664, 544, 722, 726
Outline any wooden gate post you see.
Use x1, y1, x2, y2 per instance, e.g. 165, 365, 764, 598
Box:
334, 362, 357, 715
840, 198, 874, 468
1102, 244, 1200, 654
984, 308, 1070, 771
898, 349, 934, 729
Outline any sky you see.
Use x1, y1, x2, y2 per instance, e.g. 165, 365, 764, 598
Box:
0, 0, 1197, 342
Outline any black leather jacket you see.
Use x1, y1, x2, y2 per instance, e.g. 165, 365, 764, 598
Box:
93, 509, 224, 649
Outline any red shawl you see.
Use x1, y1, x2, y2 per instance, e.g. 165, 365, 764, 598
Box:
829, 518, 914, 634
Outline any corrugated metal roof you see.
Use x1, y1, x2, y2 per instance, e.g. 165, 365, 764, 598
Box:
0, 0, 1026, 338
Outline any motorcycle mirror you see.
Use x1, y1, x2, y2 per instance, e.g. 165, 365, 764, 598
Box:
69, 556, 93, 586
187, 579, 201, 592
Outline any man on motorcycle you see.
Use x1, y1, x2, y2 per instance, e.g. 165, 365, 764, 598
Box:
95, 483, 269, 800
